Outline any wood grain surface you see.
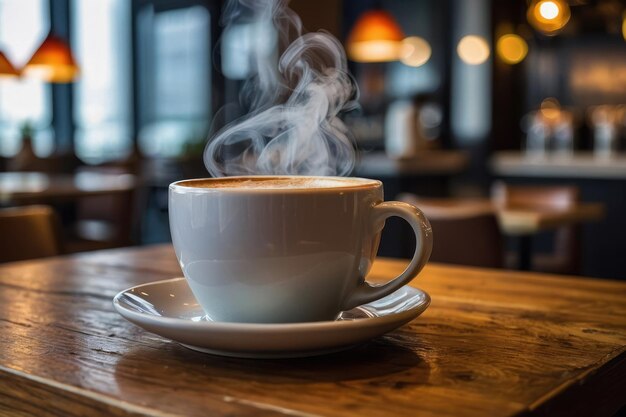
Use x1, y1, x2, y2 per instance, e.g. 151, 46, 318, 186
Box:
0, 244, 624, 417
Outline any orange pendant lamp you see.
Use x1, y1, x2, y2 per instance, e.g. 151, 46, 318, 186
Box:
347, 10, 404, 63
23, 34, 79, 83
0, 50, 19, 78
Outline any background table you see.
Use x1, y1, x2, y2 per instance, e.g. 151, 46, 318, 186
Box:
0, 171, 136, 205
0, 171, 139, 249
0, 245, 624, 417
415, 198, 604, 270
414, 197, 604, 235
490, 151, 626, 280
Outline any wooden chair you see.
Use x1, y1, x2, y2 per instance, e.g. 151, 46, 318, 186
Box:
399, 194, 504, 268
491, 182, 580, 274
64, 166, 137, 253
0, 205, 63, 263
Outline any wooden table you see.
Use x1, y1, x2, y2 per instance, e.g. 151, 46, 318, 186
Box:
490, 152, 626, 280
0, 171, 136, 205
414, 198, 604, 270
1, 244, 624, 417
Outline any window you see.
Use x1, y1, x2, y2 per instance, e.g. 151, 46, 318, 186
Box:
72, 0, 133, 163
139, 6, 211, 157
221, 20, 278, 81
0, 0, 52, 157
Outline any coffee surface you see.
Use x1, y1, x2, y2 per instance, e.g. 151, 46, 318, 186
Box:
178, 177, 377, 190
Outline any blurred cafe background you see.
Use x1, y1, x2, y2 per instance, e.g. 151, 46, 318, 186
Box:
0, 0, 624, 279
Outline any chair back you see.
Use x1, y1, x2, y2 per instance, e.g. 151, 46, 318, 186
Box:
492, 182, 578, 210
400, 194, 503, 268
72, 166, 136, 249
0, 205, 62, 263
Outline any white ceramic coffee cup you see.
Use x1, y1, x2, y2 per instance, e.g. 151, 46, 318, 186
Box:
169, 176, 432, 323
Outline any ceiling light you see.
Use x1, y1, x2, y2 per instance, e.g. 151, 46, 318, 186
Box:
399, 36, 431, 67
457, 35, 490, 65
496, 34, 528, 64
0, 51, 19, 78
527, 0, 571, 35
346, 10, 404, 63
23, 34, 79, 83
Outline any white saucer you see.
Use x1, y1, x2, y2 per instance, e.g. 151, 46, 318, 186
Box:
113, 278, 430, 358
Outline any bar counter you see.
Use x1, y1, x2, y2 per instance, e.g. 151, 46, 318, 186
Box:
491, 152, 626, 179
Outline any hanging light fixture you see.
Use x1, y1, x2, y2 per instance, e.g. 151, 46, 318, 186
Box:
346, 10, 405, 63
457, 35, 490, 65
527, 0, 571, 35
0, 50, 19, 78
496, 34, 528, 64
23, 34, 79, 83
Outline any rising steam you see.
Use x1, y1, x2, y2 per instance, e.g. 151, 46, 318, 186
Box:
204, 0, 359, 177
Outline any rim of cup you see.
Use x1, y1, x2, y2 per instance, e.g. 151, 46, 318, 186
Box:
169, 176, 382, 193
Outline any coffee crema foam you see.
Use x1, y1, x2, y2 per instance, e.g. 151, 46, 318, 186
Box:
180, 177, 377, 190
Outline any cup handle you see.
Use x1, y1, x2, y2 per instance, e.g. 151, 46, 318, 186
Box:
342, 201, 433, 310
